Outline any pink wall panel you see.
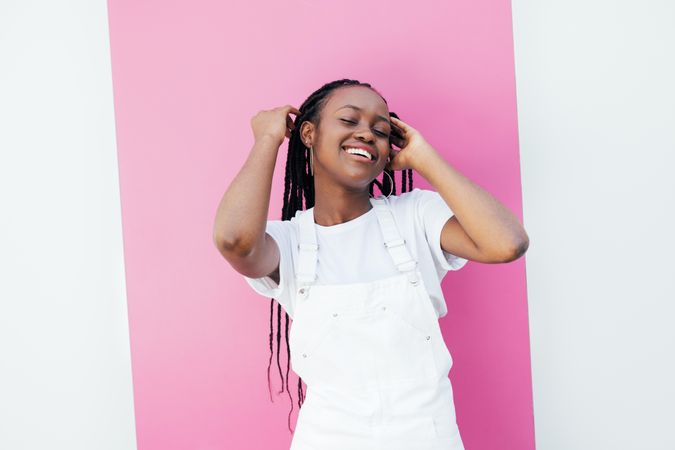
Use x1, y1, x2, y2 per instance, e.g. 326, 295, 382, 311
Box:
107, 0, 533, 448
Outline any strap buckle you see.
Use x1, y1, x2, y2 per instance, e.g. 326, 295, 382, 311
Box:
384, 238, 406, 249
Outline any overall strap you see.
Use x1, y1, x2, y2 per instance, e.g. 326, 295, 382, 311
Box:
296, 207, 318, 285
295, 197, 419, 286
370, 196, 419, 283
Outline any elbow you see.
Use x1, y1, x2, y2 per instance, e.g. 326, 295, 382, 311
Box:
486, 230, 529, 263
502, 234, 529, 262
515, 236, 530, 258
213, 230, 229, 251
213, 233, 251, 257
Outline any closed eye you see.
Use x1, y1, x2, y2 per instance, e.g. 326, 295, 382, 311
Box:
340, 118, 389, 137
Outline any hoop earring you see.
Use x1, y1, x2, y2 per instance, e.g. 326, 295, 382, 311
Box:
309, 146, 314, 176
382, 170, 394, 199
370, 170, 394, 199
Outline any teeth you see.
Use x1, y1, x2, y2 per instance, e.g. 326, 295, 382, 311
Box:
344, 147, 373, 160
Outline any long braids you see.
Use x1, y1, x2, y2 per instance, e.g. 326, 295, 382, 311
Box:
267, 79, 414, 433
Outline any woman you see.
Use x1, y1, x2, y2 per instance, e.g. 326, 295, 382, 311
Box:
213, 79, 529, 449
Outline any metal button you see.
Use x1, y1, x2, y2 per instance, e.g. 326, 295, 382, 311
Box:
426, 335, 431, 341
299, 288, 305, 294
302, 353, 307, 358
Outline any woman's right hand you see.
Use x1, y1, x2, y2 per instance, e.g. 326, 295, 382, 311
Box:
250, 104, 302, 145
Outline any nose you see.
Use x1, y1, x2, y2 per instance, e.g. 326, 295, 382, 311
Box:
354, 126, 376, 144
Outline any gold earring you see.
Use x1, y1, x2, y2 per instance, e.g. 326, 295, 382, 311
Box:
309, 145, 314, 176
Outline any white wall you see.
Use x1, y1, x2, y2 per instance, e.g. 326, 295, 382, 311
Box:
512, 1, 675, 449
2, 0, 674, 449
0, 1, 137, 449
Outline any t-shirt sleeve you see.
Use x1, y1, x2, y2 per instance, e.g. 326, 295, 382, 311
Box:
415, 188, 469, 273
242, 220, 297, 318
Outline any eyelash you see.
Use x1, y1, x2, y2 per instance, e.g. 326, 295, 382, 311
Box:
340, 119, 389, 137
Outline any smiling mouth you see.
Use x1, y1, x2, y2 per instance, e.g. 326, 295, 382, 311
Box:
341, 146, 377, 163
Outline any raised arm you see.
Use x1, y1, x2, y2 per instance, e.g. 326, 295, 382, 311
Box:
212, 105, 300, 282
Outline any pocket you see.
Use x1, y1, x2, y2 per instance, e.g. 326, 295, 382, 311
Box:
378, 306, 438, 384
289, 289, 336, 349
389, 306, 433, 338
295, 311, 377, 388
289, 311, 336, 362
290, 300, 372, 387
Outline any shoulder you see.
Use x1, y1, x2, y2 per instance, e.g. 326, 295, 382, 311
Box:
385, 188, 440, 215
388, 187, 438, 203
383, 188, 456, 239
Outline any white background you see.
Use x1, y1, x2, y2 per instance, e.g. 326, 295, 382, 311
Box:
0, 1, 137, 449
513, 0, 675, 449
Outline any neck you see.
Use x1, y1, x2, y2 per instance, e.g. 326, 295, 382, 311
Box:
312, 181, 372, 227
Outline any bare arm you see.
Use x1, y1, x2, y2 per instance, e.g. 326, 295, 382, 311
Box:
388, 115, 529, 263
212, 104, 300, 282
420, 155, 529, 263
213, 135, 280, 254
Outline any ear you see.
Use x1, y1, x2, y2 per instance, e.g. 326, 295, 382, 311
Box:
300, 120, 315, 147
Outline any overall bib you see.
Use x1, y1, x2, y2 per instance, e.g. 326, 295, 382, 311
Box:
288, 196, 465, 450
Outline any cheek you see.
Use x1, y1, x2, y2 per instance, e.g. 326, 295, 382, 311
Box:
327, 132, 347, 147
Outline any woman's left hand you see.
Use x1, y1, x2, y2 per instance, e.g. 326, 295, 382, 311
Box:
386, 116, 436, 172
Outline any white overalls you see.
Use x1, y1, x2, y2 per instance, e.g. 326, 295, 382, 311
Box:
288, 195, 465, 450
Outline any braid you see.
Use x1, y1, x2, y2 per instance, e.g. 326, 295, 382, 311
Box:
266, 79, 415, 433
266, 299, 274, 403
275, 303, 283, 395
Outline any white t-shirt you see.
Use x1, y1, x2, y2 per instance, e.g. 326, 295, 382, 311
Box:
243, 188, 468, 319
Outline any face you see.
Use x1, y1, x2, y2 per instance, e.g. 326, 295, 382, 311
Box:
300, 86, 392, 190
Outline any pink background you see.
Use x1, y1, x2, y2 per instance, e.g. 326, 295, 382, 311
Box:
107, 0, 533, 448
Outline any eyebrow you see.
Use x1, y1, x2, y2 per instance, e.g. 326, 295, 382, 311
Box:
335, 105, 391, 125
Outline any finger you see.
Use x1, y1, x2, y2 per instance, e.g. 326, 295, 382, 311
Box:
285, 105, 302, 116
389, 115, 410, 131
285, 114, 294, 135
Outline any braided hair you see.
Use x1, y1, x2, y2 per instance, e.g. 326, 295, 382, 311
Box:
267, 79, 415, 432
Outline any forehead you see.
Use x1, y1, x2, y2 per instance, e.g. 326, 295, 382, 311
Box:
325, 86, 389, 116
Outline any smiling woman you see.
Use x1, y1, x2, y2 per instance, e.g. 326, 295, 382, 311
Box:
213, 79, 468, 450
293, 82, 408, 220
